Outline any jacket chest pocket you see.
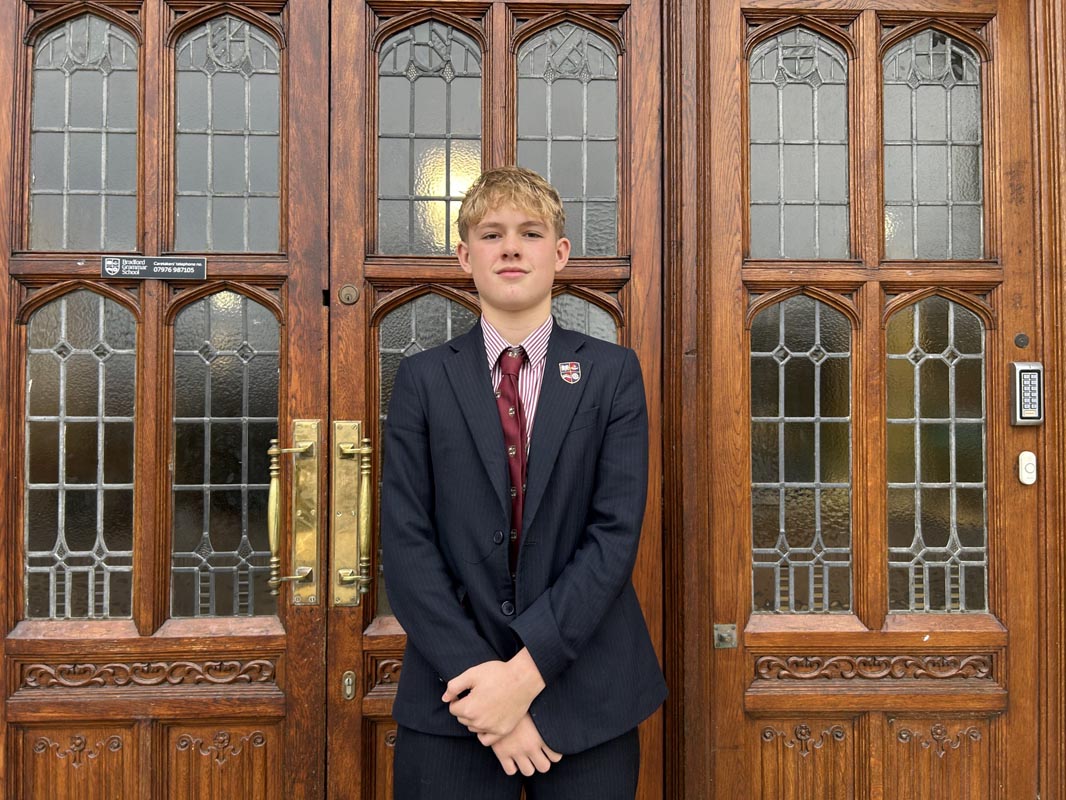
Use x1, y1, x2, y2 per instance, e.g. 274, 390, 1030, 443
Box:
568, 405, 599, 432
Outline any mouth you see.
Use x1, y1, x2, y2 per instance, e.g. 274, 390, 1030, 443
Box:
495, 268, 528, 277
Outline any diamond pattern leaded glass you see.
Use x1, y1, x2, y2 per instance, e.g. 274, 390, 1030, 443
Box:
175, 16, 281, 252
886, 296, 986, 612
749, 28, 849, 259
378, 22, 482, 254
29, 15, 138, 251
884, 31, 983, 259
751, 295, 852, 613
25, 290, 136, 618
517, 23, 619, 256
171, 291, 280, 616
377, 294, 478, 612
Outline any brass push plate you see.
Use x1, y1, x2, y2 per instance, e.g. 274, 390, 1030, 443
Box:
290, 419, 320, 604
332, 421, 363, 606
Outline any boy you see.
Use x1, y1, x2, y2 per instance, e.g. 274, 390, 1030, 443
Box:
382, 167, 666, 799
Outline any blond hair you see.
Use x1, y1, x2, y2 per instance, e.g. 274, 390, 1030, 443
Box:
457, 166, 566, 241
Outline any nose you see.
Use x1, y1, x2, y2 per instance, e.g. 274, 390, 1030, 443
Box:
500, 232, 521, 258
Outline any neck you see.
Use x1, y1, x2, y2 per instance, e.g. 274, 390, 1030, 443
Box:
482, 304, 551, 346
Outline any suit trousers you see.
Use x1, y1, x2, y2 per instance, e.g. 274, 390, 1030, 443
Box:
392, 725, 640, 800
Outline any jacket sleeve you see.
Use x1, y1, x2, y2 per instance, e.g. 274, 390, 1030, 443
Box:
508, 348, 649, 685
381, 357, 500, 681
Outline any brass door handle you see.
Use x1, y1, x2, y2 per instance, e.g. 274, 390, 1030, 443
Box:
266, 421, 321, 603
332, 422, 374, 606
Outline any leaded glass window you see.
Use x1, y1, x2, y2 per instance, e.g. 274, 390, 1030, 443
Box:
25, 291, 136, 618
377, 294, 478, 613
175, 16, 281, 252
29, 15, 138, 251
171, 291, 279, 616
551, 293, 617, 342
884, 31, 983, 259
748, 28, 849, 259
378, 22, 482, 254
751, 295, 852, 612
517, 23, 619, 256
886, 296, 986, 612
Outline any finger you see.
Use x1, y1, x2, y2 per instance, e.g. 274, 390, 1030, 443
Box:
442, 673, 474, 702
531, 750, 552, 773
479, 732, 503, 746
544, 746, 563, 763
498, 757, 518, 776
516, 756, 536, 777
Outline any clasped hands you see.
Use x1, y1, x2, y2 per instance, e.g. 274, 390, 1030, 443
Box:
442, 648, 562, 777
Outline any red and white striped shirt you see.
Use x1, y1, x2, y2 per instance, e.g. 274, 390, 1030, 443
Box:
482, 316, 553, 446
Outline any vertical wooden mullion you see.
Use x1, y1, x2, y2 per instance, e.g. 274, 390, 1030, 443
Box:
488, 2, 509, 168
857, 10, 880, 270
142, 0, 162, 258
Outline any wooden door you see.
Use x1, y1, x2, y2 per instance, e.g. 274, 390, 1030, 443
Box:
0, 1, 329, 797
672, 0, 1042, 796
327, 2, 663, 798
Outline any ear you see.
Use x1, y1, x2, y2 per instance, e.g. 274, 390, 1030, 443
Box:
457, 240, 473, 275
554, 236, 571, 273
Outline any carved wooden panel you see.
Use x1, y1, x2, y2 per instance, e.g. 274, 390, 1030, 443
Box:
166, 723, 280, 799
365, 719, 397, 800
755, 654, 994, 681
757, 718, 854, 799
885, 716, 990, 800
21, 726, 135, 800
21, 659, 277, 689
364, 654, 403, 698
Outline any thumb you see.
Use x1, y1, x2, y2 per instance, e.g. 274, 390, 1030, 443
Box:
442, 671, 474, 702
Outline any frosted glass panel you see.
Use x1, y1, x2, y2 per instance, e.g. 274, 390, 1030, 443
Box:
24, 291, 136, 619
175, 17, 281, 252
29, 15, 138, 251
518, 24, 619, 256
884, 31, 983, 259
886, 297, 986, 611
171, 292, 279, 616
378, 22, 482, 254
750, 295, 852, 613
551, 293, 617, 342
749, 28, 849, 259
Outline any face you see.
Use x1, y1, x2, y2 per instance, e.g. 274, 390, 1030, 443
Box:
457, 204, 570, 323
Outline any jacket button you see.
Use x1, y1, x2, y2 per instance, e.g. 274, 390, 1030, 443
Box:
501, 600, 515, 616
493, 530, 504, 545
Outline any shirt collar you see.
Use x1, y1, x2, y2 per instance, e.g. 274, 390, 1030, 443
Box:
482, 315, 553, 369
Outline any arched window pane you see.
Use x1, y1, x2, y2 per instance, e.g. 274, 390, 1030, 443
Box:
551, 293, 617, 342
377, 294, 478, 611
749, 28, 849, 259
750, 295, 852, 613
884, 31, 983, 259
886, 296, 986, 611
175, 17, 281, 252
378, 23, 482, 254
171, 292, 280, 616
29, 15, 138, 251
518, 24, 619, 256
25, 290, 137, 618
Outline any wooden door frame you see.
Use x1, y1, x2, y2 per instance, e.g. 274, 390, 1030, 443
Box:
662, 0, 1066, 796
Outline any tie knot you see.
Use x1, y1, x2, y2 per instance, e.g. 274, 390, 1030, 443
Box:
500, 347, 525, 377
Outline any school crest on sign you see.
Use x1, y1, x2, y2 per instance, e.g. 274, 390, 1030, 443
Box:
558, 361, 581, 384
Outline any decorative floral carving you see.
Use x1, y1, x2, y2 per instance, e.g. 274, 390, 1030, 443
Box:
176, 730, 267, 765
755, 654, 993, 681
366, 657, 404, 696
33, 735, 123, 768
761, 724, 846, 757
894, 722, 982, 758
22, 660, 276, 689
385, 729, 398, 748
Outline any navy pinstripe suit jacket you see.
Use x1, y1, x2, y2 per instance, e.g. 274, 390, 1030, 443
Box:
381, 320, 666, 755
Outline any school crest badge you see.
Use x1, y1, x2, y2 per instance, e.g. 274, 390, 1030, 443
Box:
559, 361, 581, 384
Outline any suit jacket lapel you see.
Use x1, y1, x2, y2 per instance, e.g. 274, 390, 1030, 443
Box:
443, 322, 509, 516
523, 326, 589, 536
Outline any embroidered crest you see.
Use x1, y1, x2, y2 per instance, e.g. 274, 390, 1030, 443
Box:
558, 361, 581, 384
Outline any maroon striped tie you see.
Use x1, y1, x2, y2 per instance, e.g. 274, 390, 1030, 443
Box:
496, 347, 527, 576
